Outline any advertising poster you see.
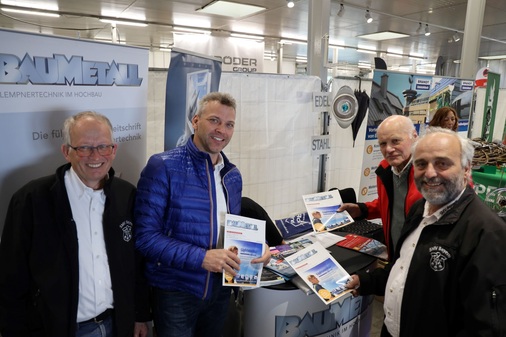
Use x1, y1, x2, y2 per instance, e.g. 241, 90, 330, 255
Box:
164, 48, 221, 150
174, 34, 264, 73
0, 29, 148, 236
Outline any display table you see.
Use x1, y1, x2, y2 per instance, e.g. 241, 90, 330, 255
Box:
244, 237, 378, 337
472, 165, 506, 201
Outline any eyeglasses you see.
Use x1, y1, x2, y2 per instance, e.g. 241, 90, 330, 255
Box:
67, 144, 115, 157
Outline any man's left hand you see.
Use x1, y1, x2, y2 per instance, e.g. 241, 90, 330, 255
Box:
250, 243, 271, 266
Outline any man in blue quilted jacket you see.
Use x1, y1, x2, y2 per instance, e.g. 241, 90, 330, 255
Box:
134, 92, 270, 337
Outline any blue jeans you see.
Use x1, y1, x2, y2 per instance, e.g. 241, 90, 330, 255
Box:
153, 274, 232, 337
75, 315, 114, 337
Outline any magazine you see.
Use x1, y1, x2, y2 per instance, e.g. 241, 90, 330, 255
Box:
222, 214, 265, 287
285, 242, 353, 304
274, 212, 313, 239
264, 238, 313, 279
336, 234, 388, 261
302, 190, 354, 233
259, 268, 286, 287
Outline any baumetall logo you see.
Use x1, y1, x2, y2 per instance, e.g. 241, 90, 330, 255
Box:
274, 295, 371, 337
0, 53, 143, 86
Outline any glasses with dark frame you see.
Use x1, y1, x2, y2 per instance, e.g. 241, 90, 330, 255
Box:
67, 144, 115, 157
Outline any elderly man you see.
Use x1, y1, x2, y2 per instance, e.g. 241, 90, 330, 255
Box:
0, 111, 151, 337
346, 127, 506, 336
339, 115, 422, 259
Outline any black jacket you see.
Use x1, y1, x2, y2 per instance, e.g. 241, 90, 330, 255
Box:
358, 186, 506, 337
0, 163, 151, 337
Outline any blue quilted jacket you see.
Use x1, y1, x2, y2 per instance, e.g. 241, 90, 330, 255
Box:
134, 137, 242, 299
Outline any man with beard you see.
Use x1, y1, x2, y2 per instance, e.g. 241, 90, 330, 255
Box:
346, 127, 506, 337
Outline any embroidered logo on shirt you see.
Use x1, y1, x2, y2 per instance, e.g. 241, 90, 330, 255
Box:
120, 221, 133, 242
429, 246, 451, 271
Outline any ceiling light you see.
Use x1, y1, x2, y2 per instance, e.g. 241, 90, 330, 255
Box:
424, 24, 430, 36
230, 33, 264, 41
365, 10, 373, 23
359, 31, 409, 41
337, 4, 344, 17
416, 22, 422, 34
453, 32, 461, 42
287, 0, 294, 8
173, 26, 211, 34
479, 55, 506, 60
197, 1, 265, 18
279, 39, 306, 45
100, 19, 147, 27
1, 7, 60, 17
358, 62, 371, 69
357, 48, 377, 55
1, 0, 58, 11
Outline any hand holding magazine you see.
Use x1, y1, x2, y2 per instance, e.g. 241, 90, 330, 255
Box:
222, 214, 265, 287
302, 190, 354, 233
284, 241, 353, 304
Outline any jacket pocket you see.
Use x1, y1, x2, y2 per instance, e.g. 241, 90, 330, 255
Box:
491, 284, 506, 336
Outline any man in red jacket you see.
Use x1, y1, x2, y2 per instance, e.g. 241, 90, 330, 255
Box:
339, 115, 421, 260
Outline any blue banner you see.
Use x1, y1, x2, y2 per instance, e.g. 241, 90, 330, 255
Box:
164, 48, 222, 150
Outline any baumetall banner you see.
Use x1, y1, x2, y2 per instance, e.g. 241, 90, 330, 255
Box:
0, 29, 148, 236
164, 48, 221, 150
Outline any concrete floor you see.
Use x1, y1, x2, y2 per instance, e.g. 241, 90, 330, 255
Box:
371, 296, 384, 337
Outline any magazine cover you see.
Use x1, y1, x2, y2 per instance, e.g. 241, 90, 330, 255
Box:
285, 242, 353, 304
336, 234, 388, 261
274, 212, 313, 239
264, 238, 313, 279
223, 214, 265, 287
302, 190, 354, 232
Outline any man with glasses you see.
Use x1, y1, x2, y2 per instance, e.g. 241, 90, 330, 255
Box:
0, 111, 151, 337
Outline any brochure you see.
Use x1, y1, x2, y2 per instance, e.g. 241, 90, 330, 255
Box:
264, 232, 343, 279
222, 214, 265, 287
259, 268, 286, 287
336, 234, 388, 261
294, 231, 344, 249
302, 190, 354, 233
285, 242, 353, 304
274, 212, 313, 239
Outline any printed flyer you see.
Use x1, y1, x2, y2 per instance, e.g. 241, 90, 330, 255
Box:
337, 234, 388, 261
302, 190, 354, 232
285, 242, 353, 304
222, 214, 265, 287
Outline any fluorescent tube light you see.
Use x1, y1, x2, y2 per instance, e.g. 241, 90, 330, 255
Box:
1, 7, 59, 17
100, 19, 147, 27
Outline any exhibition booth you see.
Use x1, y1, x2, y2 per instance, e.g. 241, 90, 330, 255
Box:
1, 26, 506, 337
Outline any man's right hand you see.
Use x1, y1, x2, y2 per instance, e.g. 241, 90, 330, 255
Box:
337, 203, 362, 218
202, 249, 241, 275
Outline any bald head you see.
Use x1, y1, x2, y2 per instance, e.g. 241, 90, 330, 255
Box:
377, 115, 418, 171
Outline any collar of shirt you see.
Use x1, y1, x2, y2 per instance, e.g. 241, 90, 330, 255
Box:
391, 161, 412, 177
67, 167, 106, 203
